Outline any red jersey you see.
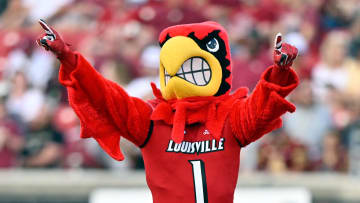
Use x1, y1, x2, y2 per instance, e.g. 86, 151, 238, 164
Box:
142, 120, 240, 203
58, 54, 298, 203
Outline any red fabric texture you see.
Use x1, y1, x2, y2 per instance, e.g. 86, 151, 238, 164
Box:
56, 21, 299, 162
149, 83, 248, 143
141, 119, 241, 203
230, 65, 299, 146
58, 53, 152, 161
36, 23, 77, 65
57, 53, 298, 160
148, 64, 298, 146
57, 54, 298, 202
53, 19, 300, 203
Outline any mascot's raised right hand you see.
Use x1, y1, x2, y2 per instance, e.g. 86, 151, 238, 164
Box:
36, 19, 74, 63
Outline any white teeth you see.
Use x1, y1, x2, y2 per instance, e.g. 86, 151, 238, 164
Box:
184, 70, 195, 84
182, 59, 192, 73
180, 57, 211, 86
176, 66, 184, 78
164, 57, 211, 86
193, 72, 205, 85
204, 70, 211, 83
202, 61, 209, 70
192, 58, 203, 71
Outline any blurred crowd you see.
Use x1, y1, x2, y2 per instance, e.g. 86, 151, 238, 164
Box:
0, 0, 360, 174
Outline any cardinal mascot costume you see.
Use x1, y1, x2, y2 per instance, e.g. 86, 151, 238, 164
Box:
37, 20, 299, 203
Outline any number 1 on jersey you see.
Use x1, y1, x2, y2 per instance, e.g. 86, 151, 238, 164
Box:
189, 160, 208, 203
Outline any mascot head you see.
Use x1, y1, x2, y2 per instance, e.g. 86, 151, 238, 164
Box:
158, 21, 232, 100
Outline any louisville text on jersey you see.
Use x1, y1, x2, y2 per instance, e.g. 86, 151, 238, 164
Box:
166, 138, 225, 154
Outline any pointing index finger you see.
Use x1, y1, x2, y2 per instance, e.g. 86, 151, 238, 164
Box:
274, 32, 282, 51
38, 19, 56, 40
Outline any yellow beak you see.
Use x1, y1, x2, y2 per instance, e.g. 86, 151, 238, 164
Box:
159, 36, 222, 100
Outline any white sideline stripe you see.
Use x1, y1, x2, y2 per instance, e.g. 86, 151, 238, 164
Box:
90, 187, 311, 203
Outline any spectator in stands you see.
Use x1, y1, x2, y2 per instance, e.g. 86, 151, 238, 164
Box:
257, 130, 310, 173
319, 131, 348, 172
346, 15, 360, 99
125, 44, 160, 99
283, 80, 333, 163
0, 0, 27, 29
341, 100, 360, 174
311, 31, 350, 103
5, 71, 46, 123
0, 98, 24, 167
21, 105, 64, 168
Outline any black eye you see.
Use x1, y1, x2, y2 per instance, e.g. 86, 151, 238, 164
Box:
206, 38, 219, 52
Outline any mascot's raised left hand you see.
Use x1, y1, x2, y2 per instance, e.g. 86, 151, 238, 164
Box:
37, 20, 299, 203
273, 33, 298, 70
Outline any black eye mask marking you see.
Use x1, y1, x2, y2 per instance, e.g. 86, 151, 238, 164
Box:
188, 30, 231, 96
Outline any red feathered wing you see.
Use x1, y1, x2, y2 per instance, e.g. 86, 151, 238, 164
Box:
230, 65, 299, 146
59, 53, 152, 161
